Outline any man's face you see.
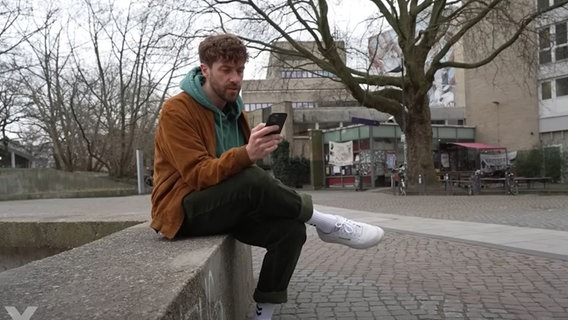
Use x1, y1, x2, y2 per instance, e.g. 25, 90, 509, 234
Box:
201, 59, 245, 106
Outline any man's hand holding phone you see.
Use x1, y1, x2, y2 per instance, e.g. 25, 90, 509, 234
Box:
246, 113, 287, 161
264, 112, 287, 135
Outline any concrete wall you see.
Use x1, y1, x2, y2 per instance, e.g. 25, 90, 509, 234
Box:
242, 77, 354, 106
0, 168, 137, 201
0, 221, 141, 271
0, 223, 254, 320
464, 59, 540, 151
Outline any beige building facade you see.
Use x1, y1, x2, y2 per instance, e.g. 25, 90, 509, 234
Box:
462, 53, 541, 152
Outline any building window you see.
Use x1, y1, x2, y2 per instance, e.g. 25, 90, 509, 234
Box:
556, 22, 568, 61
281, 69, 334, 79
539, 27, 552, 64
313, 70, 334, 77
541, 0, 568, 11
244, 103, 272, 111
292, 101, 316, 109
556, 77, 568, 97
539, 21, 568, 64
282, 70, 301, 78
541, 81, 552, 100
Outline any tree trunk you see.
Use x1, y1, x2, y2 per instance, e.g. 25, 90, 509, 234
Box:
405, 92, 437, 186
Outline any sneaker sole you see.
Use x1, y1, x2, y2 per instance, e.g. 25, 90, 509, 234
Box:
319, 227, 384, 250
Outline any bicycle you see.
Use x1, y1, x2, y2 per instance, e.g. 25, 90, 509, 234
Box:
468, 169, 482, 196
504, 166, 519, 195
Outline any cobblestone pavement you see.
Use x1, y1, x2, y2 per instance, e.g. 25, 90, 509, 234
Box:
306, 190, 568, 231
252, 191, 568, 319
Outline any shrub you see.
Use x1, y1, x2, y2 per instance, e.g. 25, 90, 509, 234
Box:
271, 140, 310, 187
514, 149, 542, 177
514, 147, 563, 182
543, 147, 562, 183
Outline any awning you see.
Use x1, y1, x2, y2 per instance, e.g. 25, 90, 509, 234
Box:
449, 142, 506, 150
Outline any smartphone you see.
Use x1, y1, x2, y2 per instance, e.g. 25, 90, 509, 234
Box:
265, 112, 288, 134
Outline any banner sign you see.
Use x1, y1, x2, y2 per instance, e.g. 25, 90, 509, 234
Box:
441, 153, 450, 168
480, 153, 507, 173
329, 141, 353, 166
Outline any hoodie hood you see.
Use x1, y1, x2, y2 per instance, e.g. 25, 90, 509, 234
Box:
180, 66, 245, 157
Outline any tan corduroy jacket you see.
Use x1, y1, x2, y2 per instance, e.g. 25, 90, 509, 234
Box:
150, 92, 253, 239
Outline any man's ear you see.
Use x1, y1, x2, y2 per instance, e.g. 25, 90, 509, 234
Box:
200, 63, 209, 77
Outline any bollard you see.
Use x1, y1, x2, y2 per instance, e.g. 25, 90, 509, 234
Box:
136, 149, 145, 195
391, 174, 396, 195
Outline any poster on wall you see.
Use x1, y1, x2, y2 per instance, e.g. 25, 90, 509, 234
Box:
329, 141, 354, 166
386, 153, 397, 169
441, 153, 450, 168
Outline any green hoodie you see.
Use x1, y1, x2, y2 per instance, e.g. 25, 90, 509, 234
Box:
180, 66, 245, 157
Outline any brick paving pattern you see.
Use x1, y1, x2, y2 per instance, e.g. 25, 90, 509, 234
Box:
307, 191, 568, 231
251, 191, 568, 319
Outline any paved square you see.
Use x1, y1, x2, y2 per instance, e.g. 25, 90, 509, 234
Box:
252, 191, 568, 319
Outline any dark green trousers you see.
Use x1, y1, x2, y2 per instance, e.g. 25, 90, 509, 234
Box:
178, 166, 313, 303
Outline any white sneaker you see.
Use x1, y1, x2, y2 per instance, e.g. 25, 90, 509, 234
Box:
317, 216, 384, 249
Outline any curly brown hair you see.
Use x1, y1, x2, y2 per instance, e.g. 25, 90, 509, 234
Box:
198, 34, 249, 66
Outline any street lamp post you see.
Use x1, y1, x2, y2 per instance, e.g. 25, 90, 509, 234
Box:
492, 101, 500, 145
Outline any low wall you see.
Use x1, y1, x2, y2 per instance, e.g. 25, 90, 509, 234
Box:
0, 223, 254, 320
0, 168, 137, 201
0, 221, 141, 272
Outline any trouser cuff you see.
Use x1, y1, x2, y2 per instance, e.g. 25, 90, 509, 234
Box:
253, 288, 288, 304
297, 193, 313, 222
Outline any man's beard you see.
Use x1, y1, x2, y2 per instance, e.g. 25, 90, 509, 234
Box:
212, 81, 239, 103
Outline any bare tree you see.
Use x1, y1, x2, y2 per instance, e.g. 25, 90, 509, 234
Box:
0, 0, 54, 151
68, 0, 198, 177
12, 0, 198, 176
0, 0, 46, 72
16, 6, 89, 171
203, 0, 568, 184
0, 77, 23, 150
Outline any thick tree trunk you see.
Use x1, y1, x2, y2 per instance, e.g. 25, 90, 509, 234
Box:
404, 93, 438, 186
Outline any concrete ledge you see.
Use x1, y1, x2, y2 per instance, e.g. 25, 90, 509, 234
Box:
0, 188, 138, 201
0, 168, 137, 201
0, 221, 142, 248
0, 224, 254, 320
0, 221, 142, 272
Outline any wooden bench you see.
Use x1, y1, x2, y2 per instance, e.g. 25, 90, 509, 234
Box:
480, 176, 553, 191
515, 177, 552, 189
